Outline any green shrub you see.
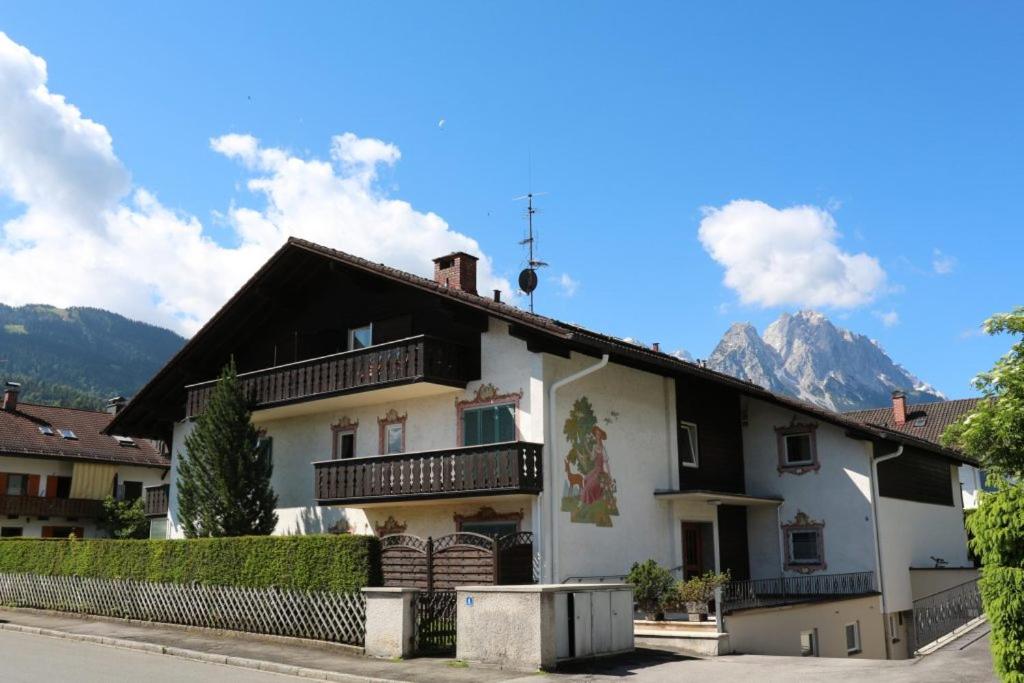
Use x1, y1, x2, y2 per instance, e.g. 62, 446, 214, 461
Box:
0, 534, 381, 592
674, 570, 730, 611
966, 476, 1024, 568
626, 559, 676, 619
981, 567, 1024, 682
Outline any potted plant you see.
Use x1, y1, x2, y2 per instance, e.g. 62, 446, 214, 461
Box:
674, 571, 730, 622
626, 559, 676, 621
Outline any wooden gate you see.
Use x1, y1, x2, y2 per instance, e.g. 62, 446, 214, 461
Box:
414, 590, 457, 655
380, 532, 534, 590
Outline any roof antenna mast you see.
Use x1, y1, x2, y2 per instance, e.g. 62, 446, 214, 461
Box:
515, 191, 548, 313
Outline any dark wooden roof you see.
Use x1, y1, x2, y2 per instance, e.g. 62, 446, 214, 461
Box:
1, 402, 168, 468
105, 238, 976, 467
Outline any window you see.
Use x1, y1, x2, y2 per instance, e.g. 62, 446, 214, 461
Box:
889, 614, 901, 643
122, 481, 143, 502
776, 424, 819, 474
385, 423, 404, 454
43, 526, 82, 539
784, 434, 814, 465
347, 323, 373, 350
679, 421, 699, 468
1, 527, 23, 538
112, 435, 137, 448
462, 404, 515, 446
38, 425, 54, 436
5, 474, 28, 496
789, 530, 822, 564
334, 430, 355, 460
461, 520, 518, 538
256, 436, 273, 466
54, 476, 72, 499
454, 507, 523, 538
800, 629, 818, 657
845, 621, 861, 655
149, 518, 168, 540
58, 428, 77, 440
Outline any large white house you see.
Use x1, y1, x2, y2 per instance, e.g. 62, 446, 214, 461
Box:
110, 238, 978, 659
0, 385, 169, 538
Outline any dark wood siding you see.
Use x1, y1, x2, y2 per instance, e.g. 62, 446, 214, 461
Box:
676, 376, 745, 494
717, 504, 750, 581
877, 446, 955, 506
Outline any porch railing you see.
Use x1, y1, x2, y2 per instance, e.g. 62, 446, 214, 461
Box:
909, 578, 982, 653
144, 484, 170, 518
185, 335, 478, 417
314, 441, 543, 504
721, 571, 876, 613
0, 494, 104, 519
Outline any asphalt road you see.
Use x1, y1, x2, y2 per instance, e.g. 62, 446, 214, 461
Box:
0, 629, 310, 683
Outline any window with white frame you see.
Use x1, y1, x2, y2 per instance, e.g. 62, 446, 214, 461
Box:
347, 323, 373, 350
334, 430, 356, 459
845, 621, 861, 655
679, 421, 699, 468
384, 422, 404, 455
5, 474, 28, 496
776, 423, 819, 473
800, 629, 818, 657
784, 433, 814, 465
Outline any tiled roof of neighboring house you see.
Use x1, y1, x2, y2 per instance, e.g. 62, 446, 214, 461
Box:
844, 398, 982, 448
105, 237, 976, 466
0, 402, 169, 468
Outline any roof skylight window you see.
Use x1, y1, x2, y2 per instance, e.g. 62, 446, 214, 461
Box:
38, 425, 55, 436
112, 435, 137, 447
58, 428, 78, 440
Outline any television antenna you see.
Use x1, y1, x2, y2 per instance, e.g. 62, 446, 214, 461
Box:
514, 192, 548, 313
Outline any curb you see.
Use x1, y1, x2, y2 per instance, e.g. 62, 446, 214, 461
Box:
0, 622, 408, 683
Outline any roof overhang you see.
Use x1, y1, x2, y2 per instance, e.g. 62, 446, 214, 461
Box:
654, 489, 784, 507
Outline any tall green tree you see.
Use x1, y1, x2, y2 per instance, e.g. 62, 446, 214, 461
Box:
178, 359, 278, 537
943, 307, 1024, 477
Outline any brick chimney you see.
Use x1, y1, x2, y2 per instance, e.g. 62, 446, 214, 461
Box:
106, 396, 127, 415
3, 381, 20, 412
432, 252, 478, 295
891, 390, 907, 426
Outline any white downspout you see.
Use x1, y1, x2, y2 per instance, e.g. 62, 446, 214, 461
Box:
544, 353, 609, 583
870, 443, 903, 660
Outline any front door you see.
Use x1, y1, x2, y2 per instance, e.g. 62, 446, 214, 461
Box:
682, 522, 704, 580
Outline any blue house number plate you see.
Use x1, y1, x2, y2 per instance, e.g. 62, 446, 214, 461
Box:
465, 596, 474, 607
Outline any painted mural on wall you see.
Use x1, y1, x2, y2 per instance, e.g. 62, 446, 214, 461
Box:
561, 396, 619, 527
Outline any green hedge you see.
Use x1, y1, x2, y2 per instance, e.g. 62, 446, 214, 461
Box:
981, 567, 1024, 682
0, 535, 381, 592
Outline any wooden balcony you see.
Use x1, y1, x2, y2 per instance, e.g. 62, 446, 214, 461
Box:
186, 335, 478, 418
0, 494, 104, 519
314, 441, 543, 505
144, 484, 170, 518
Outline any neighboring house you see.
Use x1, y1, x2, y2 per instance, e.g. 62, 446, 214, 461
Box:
108, 238, 977, 658
0, 383, 169, 538
846, 395, 991, 509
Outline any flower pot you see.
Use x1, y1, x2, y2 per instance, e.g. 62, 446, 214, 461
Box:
685, 601, 709, 622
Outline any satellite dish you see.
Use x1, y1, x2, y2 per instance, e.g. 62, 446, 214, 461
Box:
518, 268, 538, 294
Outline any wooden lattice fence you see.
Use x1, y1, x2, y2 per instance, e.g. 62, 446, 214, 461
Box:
0, 572, 365, 645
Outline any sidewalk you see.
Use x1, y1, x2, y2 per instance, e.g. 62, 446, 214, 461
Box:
0, 607, 533, 683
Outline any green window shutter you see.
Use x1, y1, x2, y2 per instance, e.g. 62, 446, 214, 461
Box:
463, 409, 481, 446
497, 404, 515, 442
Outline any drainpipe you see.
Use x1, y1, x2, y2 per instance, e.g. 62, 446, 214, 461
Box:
870, 442, 903, 660
545, 353, 609, 584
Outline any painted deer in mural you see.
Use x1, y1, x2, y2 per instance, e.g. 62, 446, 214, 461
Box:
564, 458, 584, 497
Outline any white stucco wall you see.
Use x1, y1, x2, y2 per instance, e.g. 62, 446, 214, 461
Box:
959, 464, 982, 510
0, 457, 165, 538
742, 399, 877, 580
876, 465, 971, 612
543, 353, 678, 582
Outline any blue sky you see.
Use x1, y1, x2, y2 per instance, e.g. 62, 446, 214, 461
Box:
1, 2, 1021, 399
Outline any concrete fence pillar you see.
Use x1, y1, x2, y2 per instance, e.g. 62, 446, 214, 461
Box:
362, 587, 418, 658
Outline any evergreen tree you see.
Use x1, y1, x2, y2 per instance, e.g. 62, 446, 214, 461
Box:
177, 359, 278, 537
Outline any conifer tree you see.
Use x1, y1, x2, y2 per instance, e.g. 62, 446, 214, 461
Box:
177, 359, 277, 537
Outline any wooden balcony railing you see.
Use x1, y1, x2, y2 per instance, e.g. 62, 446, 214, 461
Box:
144, 484, 170, 517
314, 441, 543, 505
186, 335, 478, 417
0, 494, 104, 519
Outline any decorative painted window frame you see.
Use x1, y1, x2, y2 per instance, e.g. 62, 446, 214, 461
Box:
455, 383, 524, 446
377, 408, 407, 455
678, 420, 700, 468
330, 416, 359, 460
782, 510, 827, 574
453, 506, 524, 533
776, 422, 820, 475
374, 515, 407, 537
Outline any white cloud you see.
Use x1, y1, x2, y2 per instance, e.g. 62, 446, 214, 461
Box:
932, 248, 956, 275
698, 199, 887, 309
0, 33, 510, 336
873, 310, 900, 327
551, 272, 579, 297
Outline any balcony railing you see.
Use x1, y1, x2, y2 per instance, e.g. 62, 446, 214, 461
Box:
144, 484, 170, 518
721, 571, 876, 613
314, 441, 543, 505
0, 494, 104, 519
186, 335, 479, 417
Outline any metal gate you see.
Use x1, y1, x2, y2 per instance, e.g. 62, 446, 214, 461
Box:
909, 579, 982, 653
414, 590, 457, 656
